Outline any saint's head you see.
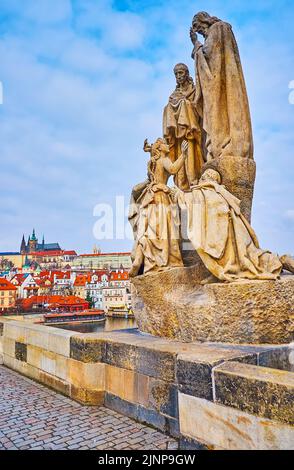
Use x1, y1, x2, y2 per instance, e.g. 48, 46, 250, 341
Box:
192, 11, 220, 38
173, 63, 193, 89
144, 138, 169, 160
200, 169, 222, 184
152, 138, 169, 158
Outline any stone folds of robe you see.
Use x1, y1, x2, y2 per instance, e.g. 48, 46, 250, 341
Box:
183, 181, 282, 281
132, 182, 183, 274
163, 86, 203, 190
194, 21, 254, 162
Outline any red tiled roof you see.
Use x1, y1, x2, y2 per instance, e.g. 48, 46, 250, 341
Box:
30, 250, 77, 257
11, 274, 27, 285
34, 278, 52, 287
110, 271, 129, 281
29, 251, 63, 257
74, 274, 91, 287
20, 295, 88, 310
54, 272, 71, 280
39, 270, 70, 281
89, 270, 109, 282
0, 279, 17, 291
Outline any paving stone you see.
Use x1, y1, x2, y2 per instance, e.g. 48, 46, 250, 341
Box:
0, 365, 175, 450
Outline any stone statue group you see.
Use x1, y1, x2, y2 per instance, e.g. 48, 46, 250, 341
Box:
129, 12, 294, 283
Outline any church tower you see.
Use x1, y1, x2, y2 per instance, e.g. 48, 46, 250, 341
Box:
28, 229, 38, 253
20, 235, 26, 254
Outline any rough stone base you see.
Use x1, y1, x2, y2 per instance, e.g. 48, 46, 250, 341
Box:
131, 268, 294, 344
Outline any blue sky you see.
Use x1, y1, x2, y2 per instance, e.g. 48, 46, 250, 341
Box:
0, 0, 293, 255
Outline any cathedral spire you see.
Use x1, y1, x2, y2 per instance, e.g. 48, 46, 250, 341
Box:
20, 234, 26, 254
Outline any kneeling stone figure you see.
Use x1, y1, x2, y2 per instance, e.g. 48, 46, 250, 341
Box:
129, 139, 188, 277
182, 169, 294, 282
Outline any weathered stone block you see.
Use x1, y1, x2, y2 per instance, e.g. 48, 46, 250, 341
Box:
123, 368, 138, 403
40, 351, 56, 376
104, 341, 137, 370
4, 322, 27, 343
132, 269, 294, 344
106, 365, 125, 400
259, 347, 294, 373
179, 436, 209, 450
166, 417, 181, 439
3, 354, 41, 383
179, 393, 294, 450
15, 342, 27, 362
135, 347, 175, 381
105, 392, 139, 421
69, 360, 105, 391
137, 405, 167, 432
70, 385, 104, 405
148, 378, 178, 418
48, 329, 74, 357
176, 358, 214, 400
106, 366, 142, 404
26, 326, 49, 350
3, 337, 16, 358
70, 336, 105, 363
137, 373, 150, 407
176, 348, 257, 399
55, 355, 69, 381
214, 361, 294, 426
39, 370, 70, 396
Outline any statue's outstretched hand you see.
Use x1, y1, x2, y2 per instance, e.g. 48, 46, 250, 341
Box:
190, 27, 197, 45
181, 140, 188, 157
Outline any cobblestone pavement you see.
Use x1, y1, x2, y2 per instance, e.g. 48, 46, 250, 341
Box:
0, 366, 177, 450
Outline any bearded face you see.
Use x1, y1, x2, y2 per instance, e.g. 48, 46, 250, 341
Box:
192, 16, 210, 38
174, 66, 189, 87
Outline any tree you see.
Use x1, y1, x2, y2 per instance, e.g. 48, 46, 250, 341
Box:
86, 291, 94, 309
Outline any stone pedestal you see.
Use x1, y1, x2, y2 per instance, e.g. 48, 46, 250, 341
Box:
202, 156, 256, 222
131, 267, 294, 344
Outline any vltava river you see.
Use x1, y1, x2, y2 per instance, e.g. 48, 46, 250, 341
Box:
52, 317, 137, 333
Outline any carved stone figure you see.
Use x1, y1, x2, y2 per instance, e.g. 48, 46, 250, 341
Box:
190, 11, 256, 221
184, 169, 294, 282
129, 139, 188, 277
163, 64, 204, 191
190, 12, 253, 161
129, 12, 294, 345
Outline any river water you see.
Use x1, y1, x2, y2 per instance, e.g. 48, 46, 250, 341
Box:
51, 317, 137, 333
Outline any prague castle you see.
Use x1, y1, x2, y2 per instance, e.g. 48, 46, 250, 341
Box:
20, 229, 61, 255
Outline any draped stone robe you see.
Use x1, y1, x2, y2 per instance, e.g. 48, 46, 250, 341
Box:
163, 82, 203, 190
194, 21, 254, 162
129, 155, 186, 275
183, 181, 282, 281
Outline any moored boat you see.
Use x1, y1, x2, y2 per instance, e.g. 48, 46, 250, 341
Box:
44, 309, 105, 325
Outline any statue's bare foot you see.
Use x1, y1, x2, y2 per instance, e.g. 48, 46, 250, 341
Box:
280, 254, 294, 274
200, 274, 218, 285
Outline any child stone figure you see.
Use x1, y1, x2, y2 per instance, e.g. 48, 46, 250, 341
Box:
129, 139, 188, 277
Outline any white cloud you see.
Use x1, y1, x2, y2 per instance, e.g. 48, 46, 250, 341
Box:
0, 0, 293, 254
